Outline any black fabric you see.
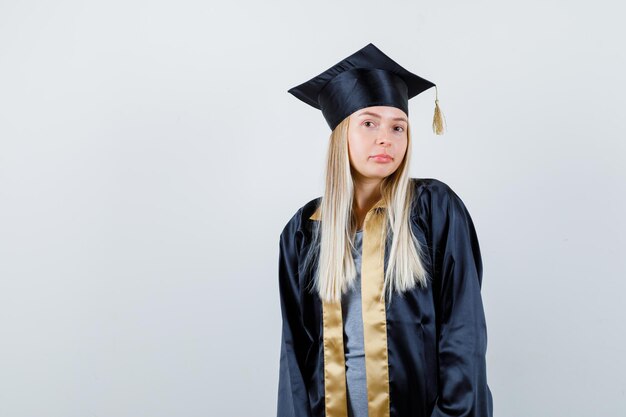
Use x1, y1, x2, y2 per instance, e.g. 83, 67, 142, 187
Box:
288, 43, 436, 130
276, 178, 494, 417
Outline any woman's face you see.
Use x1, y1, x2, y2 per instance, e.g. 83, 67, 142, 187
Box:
347, 105, 408, 182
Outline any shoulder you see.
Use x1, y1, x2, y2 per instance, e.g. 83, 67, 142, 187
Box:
279, 196, 322, 240
410, 177, 452, 197
280, 179, 470, 234
409, 177, 474, 225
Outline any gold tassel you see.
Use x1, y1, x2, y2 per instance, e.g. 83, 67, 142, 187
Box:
432, 85, 446, 135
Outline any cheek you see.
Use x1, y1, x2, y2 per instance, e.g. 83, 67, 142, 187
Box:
398, 138, 408, 154
395, 139, 408, 163
348, 135, 368, 157
347, 138, 355, 159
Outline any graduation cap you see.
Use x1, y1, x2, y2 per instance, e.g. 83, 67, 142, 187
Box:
288, 42, 446, 134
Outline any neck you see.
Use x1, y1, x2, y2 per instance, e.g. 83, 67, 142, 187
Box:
352, 176, 383, 215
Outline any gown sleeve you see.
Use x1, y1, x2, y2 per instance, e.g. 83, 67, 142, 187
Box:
429, 185, 494, 417
276, 211, 314, 417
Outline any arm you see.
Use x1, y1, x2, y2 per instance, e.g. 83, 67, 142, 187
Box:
276, 213, 313, 417
430, 187, 494, 417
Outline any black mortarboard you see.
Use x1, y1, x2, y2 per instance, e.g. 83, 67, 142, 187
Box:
288, 43, 446, 134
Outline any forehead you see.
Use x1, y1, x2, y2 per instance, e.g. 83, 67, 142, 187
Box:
352, 105, 408, 120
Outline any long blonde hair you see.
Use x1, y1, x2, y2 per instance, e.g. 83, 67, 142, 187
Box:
303, 115, 430, 304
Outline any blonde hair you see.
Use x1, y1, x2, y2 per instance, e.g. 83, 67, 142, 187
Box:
303, 115, 430, 304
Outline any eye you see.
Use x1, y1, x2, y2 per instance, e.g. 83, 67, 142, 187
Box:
394, 126, 405, 132
363, 121, 375, 127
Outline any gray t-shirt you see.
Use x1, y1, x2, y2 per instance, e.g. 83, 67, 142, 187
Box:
342, 229, 368, 417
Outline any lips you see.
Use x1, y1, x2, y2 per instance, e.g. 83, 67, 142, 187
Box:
370, 154, 393, 163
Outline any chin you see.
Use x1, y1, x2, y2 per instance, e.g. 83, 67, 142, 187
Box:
364, 168, 397, 180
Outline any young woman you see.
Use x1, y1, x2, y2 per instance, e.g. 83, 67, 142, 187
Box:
277, 43, 493, 417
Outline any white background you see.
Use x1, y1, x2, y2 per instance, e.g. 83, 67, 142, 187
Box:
1, 1, 625, 416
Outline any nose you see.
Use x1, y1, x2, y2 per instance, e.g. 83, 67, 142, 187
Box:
376, 132, 391, 147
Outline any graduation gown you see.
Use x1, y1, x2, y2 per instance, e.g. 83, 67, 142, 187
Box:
277, 178, 493, 417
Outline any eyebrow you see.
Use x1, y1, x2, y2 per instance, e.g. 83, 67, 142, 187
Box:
357, 111, 407, 123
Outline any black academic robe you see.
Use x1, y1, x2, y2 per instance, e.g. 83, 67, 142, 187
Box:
277, 177, 493, 417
